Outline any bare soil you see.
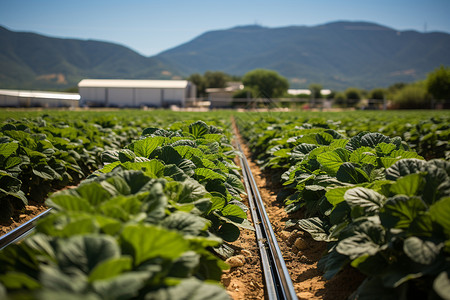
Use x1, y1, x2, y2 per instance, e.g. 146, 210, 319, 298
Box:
224, 129, 365, 299
0, 203, 49, 237
0, 186, 77, 237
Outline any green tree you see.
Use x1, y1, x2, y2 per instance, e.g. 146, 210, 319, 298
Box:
334, 92, 346, 107
242, 69, 289, 98
345, 87, 362, 107
188, 73, 206, 97
426, 65, 450, 100
392, 83, 430, 109
370, 88, 385, 100
309, 83, 323, 99
204, 71, 231, 88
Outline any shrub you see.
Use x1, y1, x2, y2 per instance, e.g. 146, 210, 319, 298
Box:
392, 84, 431, 109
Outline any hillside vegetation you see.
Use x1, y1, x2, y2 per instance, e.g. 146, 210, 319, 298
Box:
1, 21, 450, 90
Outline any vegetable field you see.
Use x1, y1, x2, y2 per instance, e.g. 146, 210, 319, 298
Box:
0, 109, 449, 299
236, 110, 450, 299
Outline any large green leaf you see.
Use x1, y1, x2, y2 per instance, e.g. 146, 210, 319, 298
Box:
119, 170, 152, 194
296, 217, 332, 241
429, 197, 450, 235
141, 127, 159, 136
385, 159, 426, 180
379, 195, 426, 229
389, 173, 425, 197
202, 133, 224, 142
375, 142, 396, 156
336, 162, 369, 184
4, 156, 22, 169
104, 175, 131, 195
176, 159, 196, 177
336, 218, 385, 260
319, 249, 350, 280
0, 282, 6, 298
101, 150, 120, 163
121, 160, 165, 178
99, 161, 121, 173
216, 222, 241, 242
168, 251, 200, 277
326, 186, 355, 207
403, 236, 442, 265
360, 133, 391, 148
99, 195, 142, 221
344, 187, 386, 213
220, 203, 247, 220
345, 131, 370, 151
316, 132, 333, 145
56, 235, 120, 275
165, 179, 208, 204
0, 141, 19, 158
0, 170, 22, 192
433, 271, 450, 300
0, 271, 41, 290
225, 173, 245, 195
145, 278, 229, 300
47, 194, 94, 213
349, 147, 377, 166
33, 163, 61, 180
118, 149, 136, 163
131, 136, 167, 158
37, 213, 99, 237
292, 143, 318, 155
77, 182, 112, 206
174, 145, 203, 159
160, 212, 209, 236
141, 182, 167, 223
423, 164, 450, 205
352, 277, 398, 300
120, 224, 189, 266
189, 121, 210, 139
317, 149, 348, 175
159, 145, 182, 165
88, 257, 132, 282
194, 168, 226, 182
92, 271, 150, 299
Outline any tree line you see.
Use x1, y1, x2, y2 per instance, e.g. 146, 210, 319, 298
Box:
188, 66, 450, 109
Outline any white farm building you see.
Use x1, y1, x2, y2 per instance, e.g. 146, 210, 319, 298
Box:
0, 89, 80, 107
78, 79, 196, 108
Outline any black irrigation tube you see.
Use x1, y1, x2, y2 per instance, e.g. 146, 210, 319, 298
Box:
0, 208, 52, 250
234, 129, 297, 300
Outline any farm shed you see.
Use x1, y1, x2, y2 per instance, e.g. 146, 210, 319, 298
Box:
0, 89, 80, 107
78, 79, 196, 108
207, 82, 244, 108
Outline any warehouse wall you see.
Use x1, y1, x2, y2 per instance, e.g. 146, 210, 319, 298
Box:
79, 86, 190, 107
163, 89, 184, 105
135, 88, 162, 107
79, 87, 106, 105
107, 88, 132, 106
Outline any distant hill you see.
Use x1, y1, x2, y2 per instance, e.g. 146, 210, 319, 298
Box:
156, 21, 450, 89
0, 26, 180, 90
1, 21, 450, 90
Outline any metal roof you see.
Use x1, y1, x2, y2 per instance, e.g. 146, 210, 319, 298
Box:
78, 79, 189, 89
0, 89, 80, 100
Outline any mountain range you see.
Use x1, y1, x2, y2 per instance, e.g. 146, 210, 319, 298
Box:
1, 21, 450, 91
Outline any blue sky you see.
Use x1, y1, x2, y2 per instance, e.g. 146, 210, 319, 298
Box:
1, 0, 449, 56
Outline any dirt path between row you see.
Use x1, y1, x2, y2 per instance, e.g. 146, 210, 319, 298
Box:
0, 204, 48, 237
223, 127, 364, 299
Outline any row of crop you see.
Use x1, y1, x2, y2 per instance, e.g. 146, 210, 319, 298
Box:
0, 120, 249, 299
237, 110, 450, 160
0, 111, 235, 221
236, 115, 449, 300
0, 114, 140, 221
